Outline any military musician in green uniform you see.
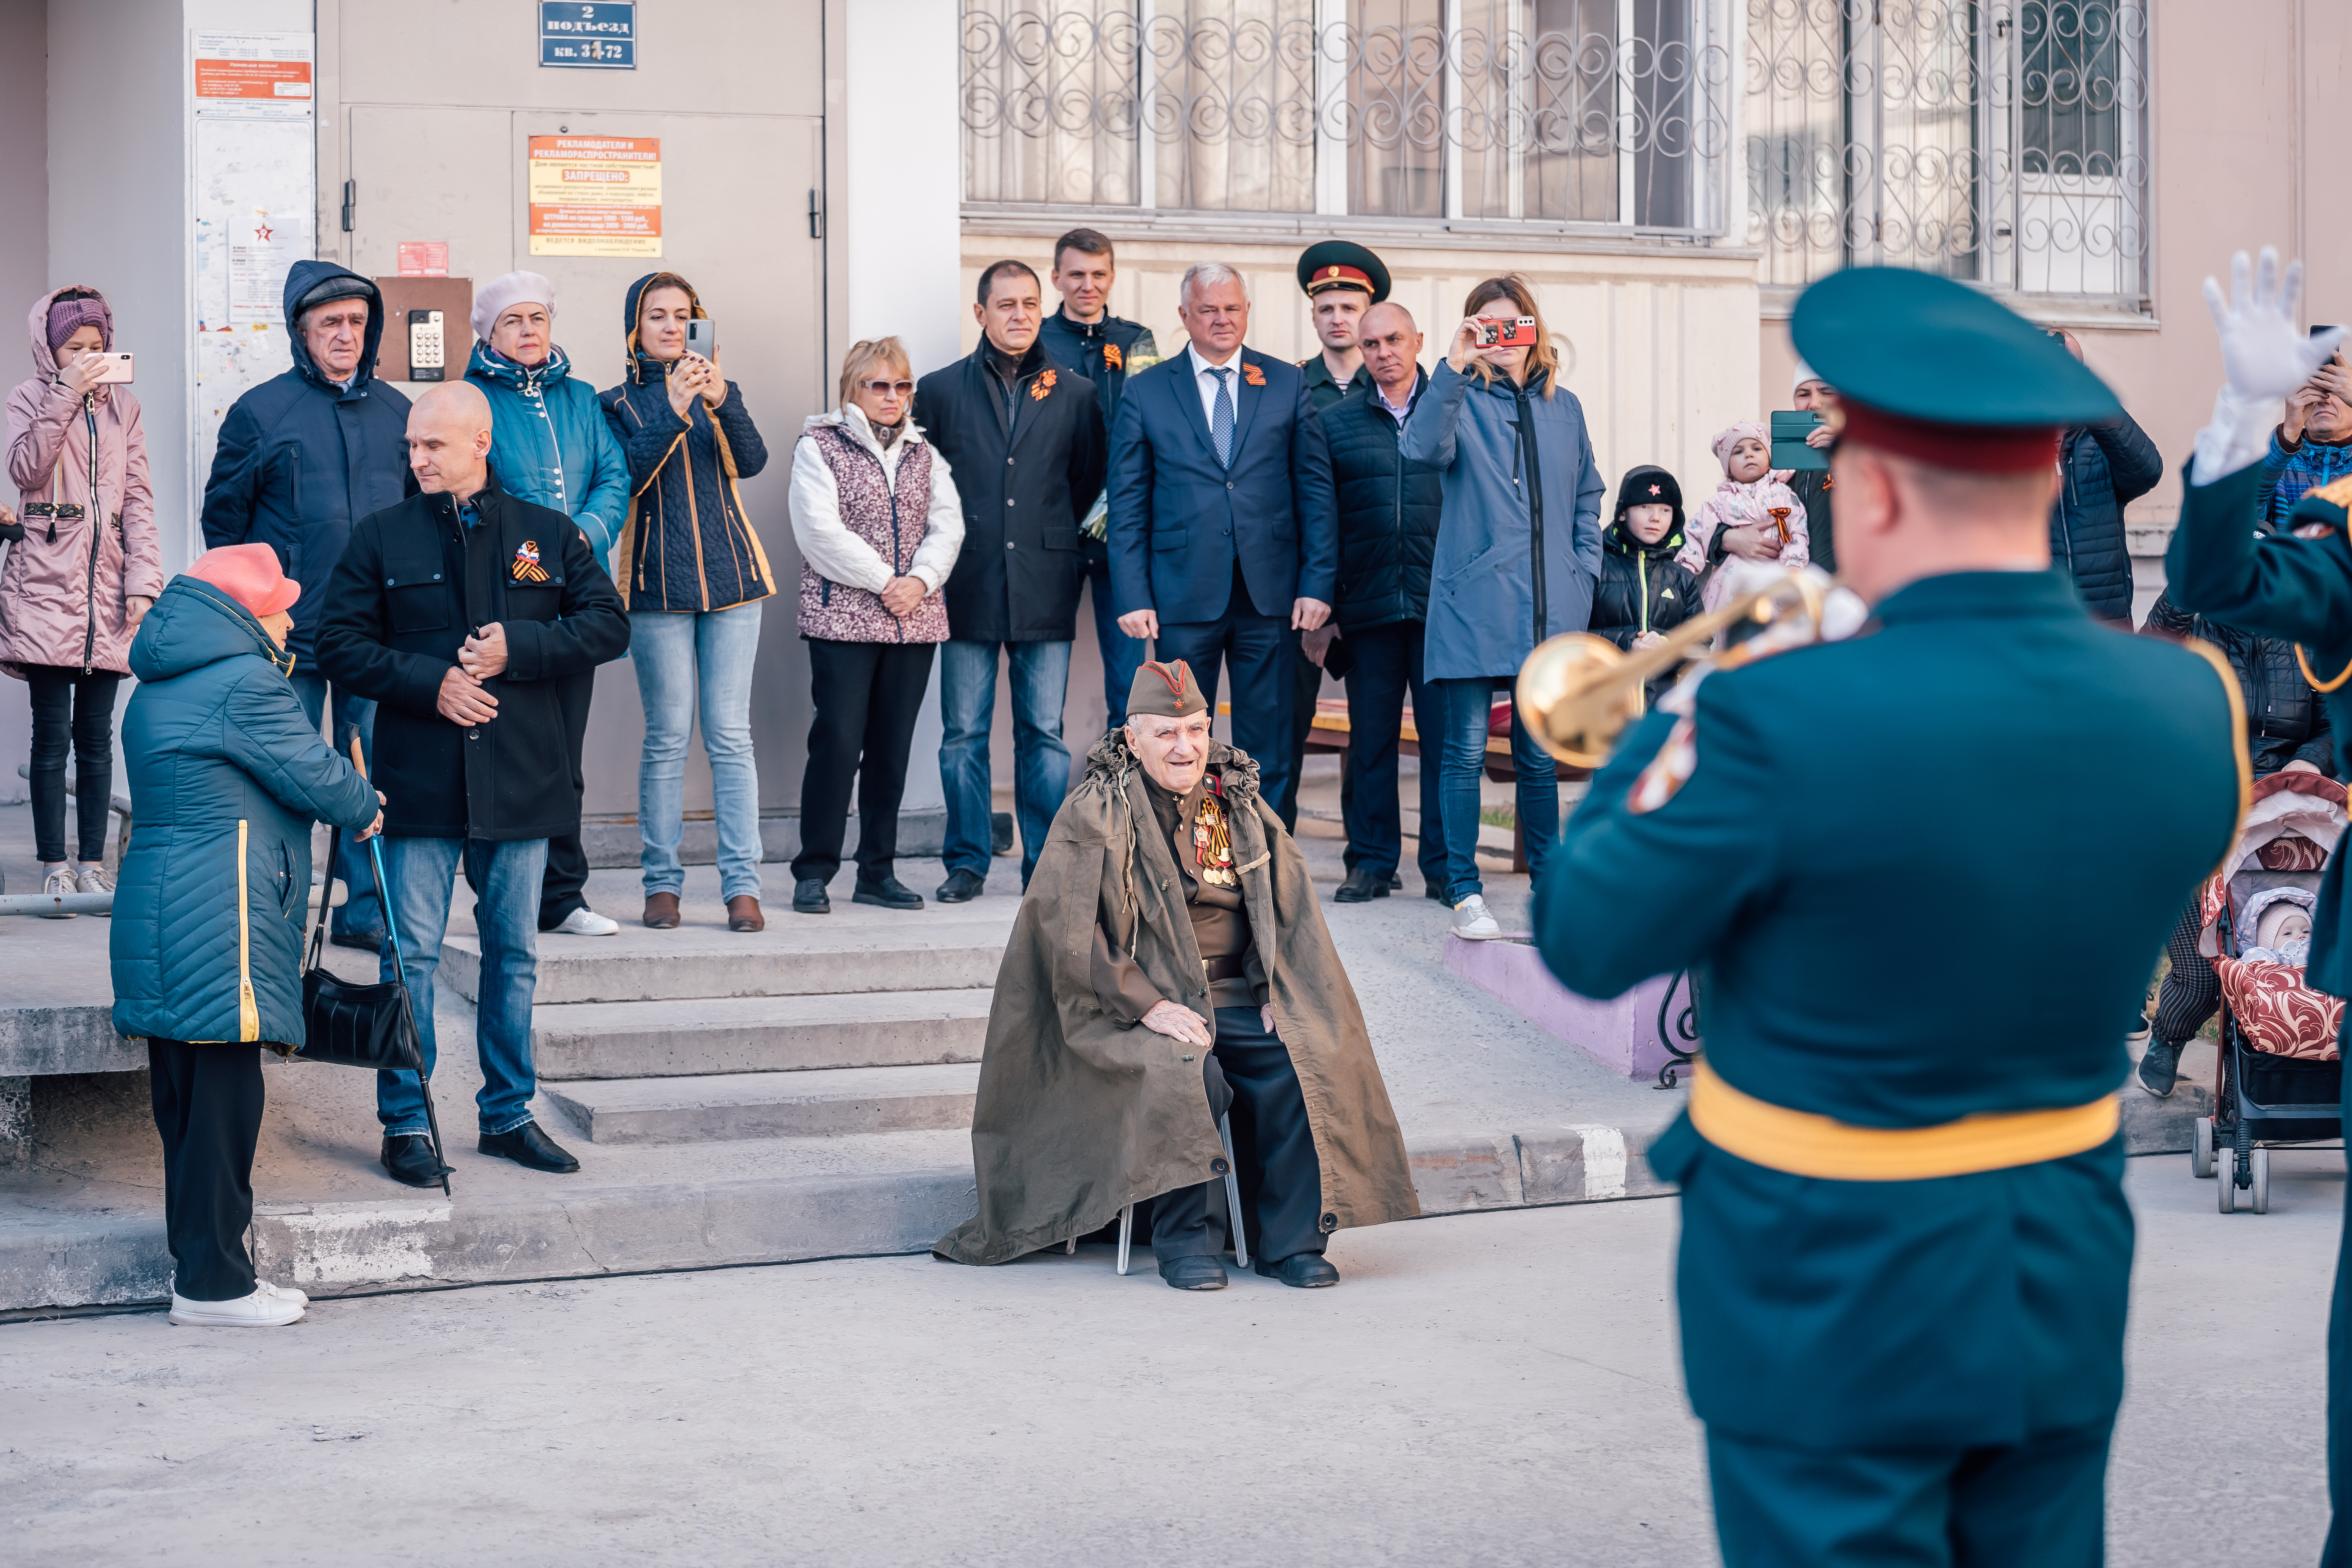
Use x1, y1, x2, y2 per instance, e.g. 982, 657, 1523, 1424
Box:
1534, 267, 2248, 1565
2160, 246, 2352, 1566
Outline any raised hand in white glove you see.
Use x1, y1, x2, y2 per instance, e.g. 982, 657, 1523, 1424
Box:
2191, 247, 2350, 484
2205, 247, 2343, 400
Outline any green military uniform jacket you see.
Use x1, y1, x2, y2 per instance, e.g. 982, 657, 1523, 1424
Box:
1300, 354, 1357, 414
1535, 568, 2241, 1450
2166, 461, 2352, 1556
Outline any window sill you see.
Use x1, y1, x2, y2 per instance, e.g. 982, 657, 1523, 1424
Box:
961, 205, 1763, 262
1760, 283, 2157, 330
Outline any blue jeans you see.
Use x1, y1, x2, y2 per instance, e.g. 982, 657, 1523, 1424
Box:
1345, 621, 1447, 890
632, 603, 763, 901
939, 638, 1072, 886
289, 670, 381, 937
1087, 556, 1147, 728
1432, 676, 1556, 905
375, 835, 548, 1138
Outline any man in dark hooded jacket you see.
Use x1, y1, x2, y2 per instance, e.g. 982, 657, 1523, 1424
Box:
200, 261, 413, 952
2046, 330, 2162, 622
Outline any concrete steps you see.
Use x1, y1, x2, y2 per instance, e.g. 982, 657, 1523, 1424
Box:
531, 990, 992, 1081
542, 1063, 982, 1145
442, 918, 1011, 1006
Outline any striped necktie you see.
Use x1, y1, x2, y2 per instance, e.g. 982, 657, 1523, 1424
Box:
1209, 365, 1235, 468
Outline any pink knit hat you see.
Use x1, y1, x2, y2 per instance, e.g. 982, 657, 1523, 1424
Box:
1711, 421, 1769, 470
189, 544, 301, 619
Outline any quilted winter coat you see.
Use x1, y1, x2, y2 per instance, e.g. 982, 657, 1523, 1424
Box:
465, 339, 630, 570
110, 577, 378, 1045
0, 285, 163, 676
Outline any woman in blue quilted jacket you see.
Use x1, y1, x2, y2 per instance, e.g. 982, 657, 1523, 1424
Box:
111, 544, 379, 1328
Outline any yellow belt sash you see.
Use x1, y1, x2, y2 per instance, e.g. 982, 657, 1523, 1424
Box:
1688, 1061, 2120, 1181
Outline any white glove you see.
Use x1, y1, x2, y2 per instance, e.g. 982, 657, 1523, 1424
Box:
2190, 247, 2348, 484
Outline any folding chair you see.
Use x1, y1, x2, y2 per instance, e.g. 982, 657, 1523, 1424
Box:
1117, 1113, 1247, 1275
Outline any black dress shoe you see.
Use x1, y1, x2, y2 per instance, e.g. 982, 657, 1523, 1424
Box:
1425, 883, 1448, 902
1333, 867, 1390, 903
1159, 1255, 1228, 1290
479, 1121, 581, 1173
1389, 871, 1405, 891
853, 875, 924, 910
331, 928, 385, 955
1255, 1252, 1339, 1288
381, 1135, 448, 1188
936, 867, 987, 903
791, 877, 831, 914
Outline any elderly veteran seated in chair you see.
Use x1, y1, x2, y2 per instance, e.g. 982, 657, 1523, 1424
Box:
935, 659, 1419, 1289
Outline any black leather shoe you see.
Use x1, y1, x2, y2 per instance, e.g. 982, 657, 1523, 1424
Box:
936, 868, 987, 903
479, 1121, 581, 1174
380, 1135, 448, 1188
1425, 883, 1448, 902
1159, 1255, 1228, 1290
1388, 871, 1405, 891
1255, 1252, 1339, 1288
792, 877, 831, 915
1334, 867, 1390, 903
331, 928, 385, 954
854, 875, 924, 910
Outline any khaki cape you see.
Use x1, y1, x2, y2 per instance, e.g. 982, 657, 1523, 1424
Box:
935, 732, 1421, 1264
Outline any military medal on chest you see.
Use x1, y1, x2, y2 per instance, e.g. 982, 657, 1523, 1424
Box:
1192, 781, 1237, 887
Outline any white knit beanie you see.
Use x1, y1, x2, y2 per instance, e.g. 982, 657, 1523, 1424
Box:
1792, 359, 1825, 395
471, 270, 557, 342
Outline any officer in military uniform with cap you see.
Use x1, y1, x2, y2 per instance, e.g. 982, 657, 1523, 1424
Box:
2160, 246, 2352, 1565
1284, 241, 1395, 835
1535, 267, 2245, 1565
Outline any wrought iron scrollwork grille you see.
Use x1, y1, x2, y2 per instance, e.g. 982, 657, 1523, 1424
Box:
1744, 0, 2149, 299
960, 0, 1735, 232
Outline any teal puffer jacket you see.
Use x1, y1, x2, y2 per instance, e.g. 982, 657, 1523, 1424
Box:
466, 341, 630, 570
110, 577, 378, 1045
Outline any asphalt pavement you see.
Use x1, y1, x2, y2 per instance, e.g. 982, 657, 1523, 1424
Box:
3, 1149, 2336, 1567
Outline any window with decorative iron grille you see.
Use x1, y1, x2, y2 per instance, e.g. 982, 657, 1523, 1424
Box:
958, 1, 1738, 234
1745, 0, 2149, 300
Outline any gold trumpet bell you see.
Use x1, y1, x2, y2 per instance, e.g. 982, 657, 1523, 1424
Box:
1515, 633, 1644, 770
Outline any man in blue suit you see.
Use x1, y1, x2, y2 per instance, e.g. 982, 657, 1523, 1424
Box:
1106, 263, 1338, 819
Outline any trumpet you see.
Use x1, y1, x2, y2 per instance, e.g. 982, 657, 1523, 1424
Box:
1515, 572, 1834, 768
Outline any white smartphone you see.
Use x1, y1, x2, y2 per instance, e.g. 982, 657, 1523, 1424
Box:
90, 352, 134, 384
684, 317, 716, 361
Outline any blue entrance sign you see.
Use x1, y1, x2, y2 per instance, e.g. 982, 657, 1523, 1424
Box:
540, 3, 635, 69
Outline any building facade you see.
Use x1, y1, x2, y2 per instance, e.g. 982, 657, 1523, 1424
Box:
0, 0, 2342, 823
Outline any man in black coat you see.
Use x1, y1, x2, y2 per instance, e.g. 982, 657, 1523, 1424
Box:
1038, 228, 1160, 728
1321, 302, 1447, 902
2048, 330, 2163, 622
915, 260, 1109, 900
2134, 584, 2334, 1097
315, 382, 629, 1189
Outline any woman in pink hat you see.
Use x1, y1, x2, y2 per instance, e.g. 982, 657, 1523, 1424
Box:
111, 543, 381, 1328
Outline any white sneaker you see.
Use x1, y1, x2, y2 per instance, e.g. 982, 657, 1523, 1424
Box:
257, 1279, 310, 1308
169, 1284, 306, 1327
77, 863, 112, 915
1451, 894, 1502, 940
552, 906, 620, 936
39, 865, 76, 918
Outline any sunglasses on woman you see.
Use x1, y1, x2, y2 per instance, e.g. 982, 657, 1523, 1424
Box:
860, 379, 915, 396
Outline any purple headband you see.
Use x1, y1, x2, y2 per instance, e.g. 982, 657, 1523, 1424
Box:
47, 296, 110, 354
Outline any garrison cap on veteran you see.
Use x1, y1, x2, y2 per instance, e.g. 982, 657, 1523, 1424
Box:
1297, 241, 1391, 304
1128, 659, 1209, 719
1791, 266, 2119, 471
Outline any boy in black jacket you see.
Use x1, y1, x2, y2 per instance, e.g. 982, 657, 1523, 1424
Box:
1591, 465, 1702, 707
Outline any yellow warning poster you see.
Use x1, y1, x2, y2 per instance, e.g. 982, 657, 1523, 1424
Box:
528, 135, 662, 257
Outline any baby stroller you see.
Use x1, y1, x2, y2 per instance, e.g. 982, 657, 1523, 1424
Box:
2193, 769, 2347, 1212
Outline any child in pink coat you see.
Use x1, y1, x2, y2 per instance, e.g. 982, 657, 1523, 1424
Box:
1675, 421, 1809, 613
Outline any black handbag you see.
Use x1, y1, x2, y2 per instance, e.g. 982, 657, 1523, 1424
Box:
296, 813, 450, 1194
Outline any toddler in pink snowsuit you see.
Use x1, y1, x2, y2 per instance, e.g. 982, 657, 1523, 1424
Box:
1675, 421, 1810, 613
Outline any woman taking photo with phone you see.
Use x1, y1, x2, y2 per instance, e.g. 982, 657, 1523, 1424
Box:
1400, 274, 1606, 942
1, 284, 160, 908
601, 271, 775, 933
